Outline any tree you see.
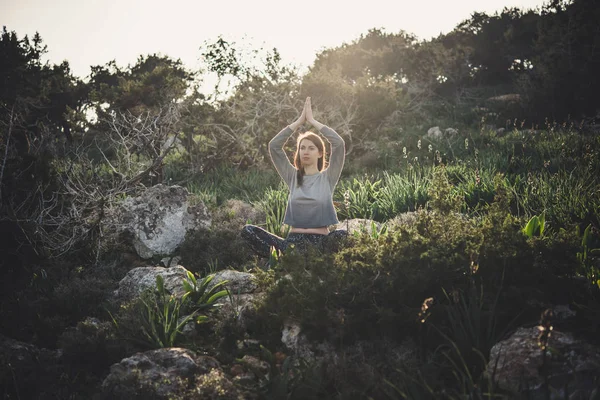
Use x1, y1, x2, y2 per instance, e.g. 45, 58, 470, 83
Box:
518, 0, 600, 121
0, 28, 88, 301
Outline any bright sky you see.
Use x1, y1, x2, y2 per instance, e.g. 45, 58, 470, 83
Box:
3, 0, 549, 87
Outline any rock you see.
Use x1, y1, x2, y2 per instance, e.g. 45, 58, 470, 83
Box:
113, 265, 188, 302
117, 184, 211, 259
161, 255, 181, 267
195, 368, 246, 399
210, 270, 258, 295
445, 127, 458, 136
215, 292, 267, 333
201, 270, 263, 334
179, 317, 198, 340
281, 320, 314, 361
426, 126, 443, 139
488, 326, 600, 399
101, 348, 237, 399
239, 355, 269, 377
337, 218, 382, 235
552, 305, 576, 323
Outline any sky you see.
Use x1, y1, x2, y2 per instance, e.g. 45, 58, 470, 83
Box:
2, 0, 549, 88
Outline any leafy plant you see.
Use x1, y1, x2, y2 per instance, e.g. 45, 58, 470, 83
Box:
576, 224, 600, 288
182, 270, 230, 314
259, 184, 290, 237
111, 275, 198, 349
376, 169, 430, 219
337, 175, 383, 220
522, 212, 546, 238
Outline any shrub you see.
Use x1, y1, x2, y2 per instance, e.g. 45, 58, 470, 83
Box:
180, 228, 253, 275
58, 318, 128, 374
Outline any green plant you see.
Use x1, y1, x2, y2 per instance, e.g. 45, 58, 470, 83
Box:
376, 169, 430, 219
110, 275, 198, 349
576, 224, 600, 288
181, 270, 230, 314
336, 175, 383, 220
522, 212, 546, 238
259, 184, 290, 237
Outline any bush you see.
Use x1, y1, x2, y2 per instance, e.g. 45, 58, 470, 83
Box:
180, 228, 254, 275
256, 211, 483, 345
58, 318, 128, 374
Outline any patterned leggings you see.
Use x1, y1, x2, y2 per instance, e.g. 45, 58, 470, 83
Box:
240, 225, 348, 258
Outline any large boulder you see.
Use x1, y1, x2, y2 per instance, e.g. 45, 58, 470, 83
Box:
209, 270, 265, 334
488, 326, 600, 399
101, 348, 246, 399
113, 265, 188, 302
118, 184, 211, 259
210, 270, 258, 295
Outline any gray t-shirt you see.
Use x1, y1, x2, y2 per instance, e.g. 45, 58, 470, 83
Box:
268, 125, 345, 229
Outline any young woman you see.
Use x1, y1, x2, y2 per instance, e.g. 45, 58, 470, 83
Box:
241, 97, 347, 258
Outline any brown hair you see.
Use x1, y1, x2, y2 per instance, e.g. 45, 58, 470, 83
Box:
293, 132, 327, 186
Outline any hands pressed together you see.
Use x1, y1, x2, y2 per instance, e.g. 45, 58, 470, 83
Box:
290, 97, 321, 131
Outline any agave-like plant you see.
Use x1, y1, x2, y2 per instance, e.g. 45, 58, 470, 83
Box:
136, 275, 198, 348
182, 270, 230, 319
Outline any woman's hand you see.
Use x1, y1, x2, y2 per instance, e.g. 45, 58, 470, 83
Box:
304, 96, 315, 124
304, 97, 324, 130
289, 99, 307, 131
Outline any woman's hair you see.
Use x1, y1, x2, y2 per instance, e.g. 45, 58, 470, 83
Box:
293, 132, 327, 186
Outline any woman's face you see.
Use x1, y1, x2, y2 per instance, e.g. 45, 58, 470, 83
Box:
299, 138, 322, 167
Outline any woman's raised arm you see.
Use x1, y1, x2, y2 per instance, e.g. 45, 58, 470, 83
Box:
305, 97, 345, 187
268, 100, 307, 186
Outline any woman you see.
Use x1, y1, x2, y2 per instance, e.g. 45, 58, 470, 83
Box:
241, 97, 347, 258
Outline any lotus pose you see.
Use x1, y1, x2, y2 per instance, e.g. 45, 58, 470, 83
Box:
241, 97, 347, 257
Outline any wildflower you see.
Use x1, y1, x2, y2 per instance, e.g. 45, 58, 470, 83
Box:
537, 309, 554, 350
465, 138, 469, 150
417, 139, 422, 150
414, 156, 418, 163
428, 144, 433, 153
343, 189, 351, 211
402, 147, 407, 158
418, 297, 434, 323
470, 259, 479, 274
